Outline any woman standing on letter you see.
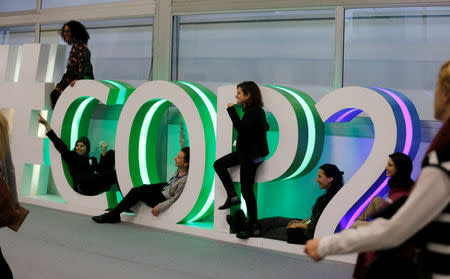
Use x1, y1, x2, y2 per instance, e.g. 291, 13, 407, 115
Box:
214, 81, 269, 239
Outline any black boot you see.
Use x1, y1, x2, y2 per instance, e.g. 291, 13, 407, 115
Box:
92, 212, 121, 223
218, 195, 241, 210
226, 209, 247, 233
236, 222, 261, 239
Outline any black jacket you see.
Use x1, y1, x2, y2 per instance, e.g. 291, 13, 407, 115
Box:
47, 130, 98, 185
227, 105, 269, 163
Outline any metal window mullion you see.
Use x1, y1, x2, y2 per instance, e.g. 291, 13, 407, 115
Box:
333, 6, 344, 89
35, 0, 41, 43
151, 0, 173, 81
171, 16, 180, 81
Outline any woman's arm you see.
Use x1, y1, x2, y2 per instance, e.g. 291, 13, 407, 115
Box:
5, 145, 17, 203
38, 114, 51, 132
38, 115, 72, 158
99, 141, 108, 157
226, 105, 241, 131
55, 46, 76, 93
156, 176, 187, 213
306, 167, 450, 260
74, 43, 91, 80
227, 106, 261, 133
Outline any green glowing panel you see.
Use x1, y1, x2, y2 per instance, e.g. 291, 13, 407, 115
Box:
172, 81, 217, 223
266, 85, 324, 179
128, 99, 171, 186
100, 80, 136, 105
60, 97, 99, 188
59, 80, 136, 212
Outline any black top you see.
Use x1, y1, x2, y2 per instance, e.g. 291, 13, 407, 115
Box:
47, 130, 98, 186
305, 190, 337, 239
227, 105, 269, 163
56, 40, 94, 93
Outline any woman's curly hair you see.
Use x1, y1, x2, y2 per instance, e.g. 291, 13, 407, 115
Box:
60, 20, 90, 44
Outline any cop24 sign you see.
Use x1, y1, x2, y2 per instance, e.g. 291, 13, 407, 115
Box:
0, 44, 421, 239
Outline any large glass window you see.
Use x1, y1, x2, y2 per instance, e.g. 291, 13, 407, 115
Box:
40, 18, 153, 87
42, 0, 134, 9
173, 11, 335, 101
344, 7, 450, 120
0, 26, 35, 45
0, 0, 36, 13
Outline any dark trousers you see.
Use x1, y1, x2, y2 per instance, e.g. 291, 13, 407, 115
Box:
259, 217, 292, 241
258, 217, 309, 244
78, 150, 119, 196
213, 151, 260, 224
0, 247, 13, 279
110, 183, 167, 215
50, 89, 60, 109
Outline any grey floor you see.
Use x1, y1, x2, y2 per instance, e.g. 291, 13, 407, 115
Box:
0, 204, 354, 279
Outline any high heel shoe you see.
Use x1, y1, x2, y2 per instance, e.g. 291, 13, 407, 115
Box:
218, 196, 241, 210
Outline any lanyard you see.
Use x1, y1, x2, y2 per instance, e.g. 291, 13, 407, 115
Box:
165, 170, 187, 192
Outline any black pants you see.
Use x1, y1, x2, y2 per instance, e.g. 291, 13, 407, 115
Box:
259, 217, 292, 241
213, 151, 260, 224
77, 150, 119, 196
0, 247, 12, 279
258, 217, 309, 244
110, 183, 167, 215
50, 89, 60, 109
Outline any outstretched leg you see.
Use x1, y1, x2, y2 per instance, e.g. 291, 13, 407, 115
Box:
92, 183, 166, 223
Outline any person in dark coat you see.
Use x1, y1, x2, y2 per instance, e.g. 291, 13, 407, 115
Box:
38, 114, 117, 196
214, 81, 269, 239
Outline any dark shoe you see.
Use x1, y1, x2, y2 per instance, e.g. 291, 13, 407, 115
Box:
91, 213, 121, 224
236, 223, 261, 239
226, 209, 247, 233
218, 196, 241, 210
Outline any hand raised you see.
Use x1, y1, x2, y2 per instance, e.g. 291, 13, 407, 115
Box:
37, 114, 49, 126
70, 79, 78, 87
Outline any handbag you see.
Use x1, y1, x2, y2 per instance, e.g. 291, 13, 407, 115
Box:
0, 177, 29, 232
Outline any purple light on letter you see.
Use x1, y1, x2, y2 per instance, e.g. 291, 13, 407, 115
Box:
345, 88, 415, 229
374, 87, 413, 155
345, 178, 389, 229
336, 108, 359, 122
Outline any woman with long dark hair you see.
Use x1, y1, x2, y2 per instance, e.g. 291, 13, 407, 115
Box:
50, 20, 94, 108
247, 164, 344, 244
38, 115, 117, 196
214, 81, 269, 238
305, 61, 450, 279
352, 152, 414, 228
0, 113, 17, 278
351, 153, 416, 279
